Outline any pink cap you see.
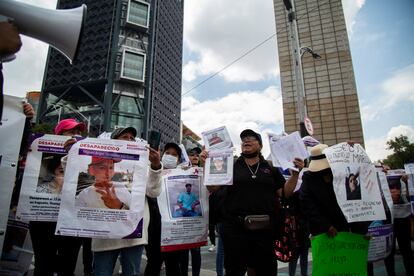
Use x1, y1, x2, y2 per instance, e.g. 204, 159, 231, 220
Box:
54, 119, 86, 135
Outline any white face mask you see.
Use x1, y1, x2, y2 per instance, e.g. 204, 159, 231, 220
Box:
162, 154, 178, 169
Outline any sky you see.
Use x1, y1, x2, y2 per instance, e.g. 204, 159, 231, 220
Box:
3, 0, 414, 162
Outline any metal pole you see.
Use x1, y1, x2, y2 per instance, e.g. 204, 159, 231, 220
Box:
285, 0, 308, 137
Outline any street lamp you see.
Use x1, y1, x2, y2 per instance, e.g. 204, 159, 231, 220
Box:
282, 0, 321, 137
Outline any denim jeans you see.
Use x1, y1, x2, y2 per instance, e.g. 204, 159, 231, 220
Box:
216, 223, 225, 276
94, 245, 144, 276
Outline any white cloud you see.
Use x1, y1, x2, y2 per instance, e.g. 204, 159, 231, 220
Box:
182, 86, 284, 156
361, 63, 414, 122
183, 0, 279, 83
2, 0, 59, 97
365, 125, 414, 162
342, 0, 366, 36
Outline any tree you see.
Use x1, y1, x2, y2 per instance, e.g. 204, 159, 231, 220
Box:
32, 123, 54, 134
381, 135, 414, 169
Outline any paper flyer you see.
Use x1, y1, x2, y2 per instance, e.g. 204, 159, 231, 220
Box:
203, 149, 234, 186
269, 131, 308, 171
158, 167, 208, 252
55, 138, 149, 239
201, 126, 233, 151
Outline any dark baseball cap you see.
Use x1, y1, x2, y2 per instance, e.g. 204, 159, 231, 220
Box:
111, 127, 137, 139
187, 147, 202, 155
240, 129, 262, 145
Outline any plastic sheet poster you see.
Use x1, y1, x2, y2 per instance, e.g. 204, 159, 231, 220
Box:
404, 163, 414, 214
201, 126, 233, 150
367, 169, 394, 262
324, 143, 386, 222
16, 134, 70, 221
204, 149, 234, 186
269, 131, 308, 171
311, 232, 369, 276
159, 167, 208, 252
386, 171, 411, 218
0, 95, 26, 256
55, 138, 149, 239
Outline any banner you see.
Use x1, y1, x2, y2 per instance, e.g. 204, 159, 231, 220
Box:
204, 149, 234, 186
159, 167, 208, 252
0, 95, 26, 252
324, 143, 386, 222
311, 232, 369, 276
55, 138, 149, 239
16, 134, 70, 221
404, 163, 414, 215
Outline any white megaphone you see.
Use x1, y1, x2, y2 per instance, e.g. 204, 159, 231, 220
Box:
0, 0, 87, 64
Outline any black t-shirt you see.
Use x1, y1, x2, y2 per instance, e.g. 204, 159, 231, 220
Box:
223, 156, 285, 221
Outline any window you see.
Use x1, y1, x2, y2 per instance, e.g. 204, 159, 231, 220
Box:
121, 50, 146, 82
127, 0, 150, 29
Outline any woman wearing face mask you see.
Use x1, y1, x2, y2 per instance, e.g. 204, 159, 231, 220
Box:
145, 142, 183, 276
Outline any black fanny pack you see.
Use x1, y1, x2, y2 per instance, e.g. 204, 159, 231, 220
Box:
244, 215, 270, 231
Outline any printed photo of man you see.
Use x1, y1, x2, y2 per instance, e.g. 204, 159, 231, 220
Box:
173, 183, 201, 217
76, 156, 130, 209
210, 156, 227, 175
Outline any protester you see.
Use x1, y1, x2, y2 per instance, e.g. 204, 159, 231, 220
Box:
383, 171, 414, 275
300, 144, 368, 237
188, 147, 201, 167
29, 118, 87, 276
158, 142, 188, 276
202, 129, 303, 276
179, 147, 203, 276
91, 127, 162, 276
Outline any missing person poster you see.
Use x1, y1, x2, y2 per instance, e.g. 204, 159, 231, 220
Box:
55, 138, 149, 239
324, 143, 386, 222
0, 95, 26, 255
367, 170, 394, 262
16, 135, 70, 221
159, 167, 208, 252
387, 171, 411, 219
201, 126, 233, 150
204, 149, 233, 186
404, 163, 414, 214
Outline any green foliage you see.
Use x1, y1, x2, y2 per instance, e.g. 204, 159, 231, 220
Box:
32, 123, 54, 134
381, 135, 414, 169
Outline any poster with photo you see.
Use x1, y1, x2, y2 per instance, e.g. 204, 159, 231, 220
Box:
324, 143, 386, 222
367, 170, 394, 262
159, 167, 208, 252
204, 149, 233, 186
16, 134, 70, 222
267, 132, 285, 168
386, 171, 411, 218
0, 95, 26, 255
201, 126, 233, 150
404, 163, 414, 214
269, 131, 308, 171
55, 138, 149, 239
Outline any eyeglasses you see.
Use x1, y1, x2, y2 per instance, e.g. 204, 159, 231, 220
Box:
241, 136, 258, 143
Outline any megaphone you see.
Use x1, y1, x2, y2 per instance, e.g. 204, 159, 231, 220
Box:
0, 0, 87, 64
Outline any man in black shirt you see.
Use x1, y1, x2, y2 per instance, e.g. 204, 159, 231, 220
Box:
204, 129, 303, 276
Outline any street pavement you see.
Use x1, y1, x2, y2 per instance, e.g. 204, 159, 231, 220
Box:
26, 241, 410, 276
